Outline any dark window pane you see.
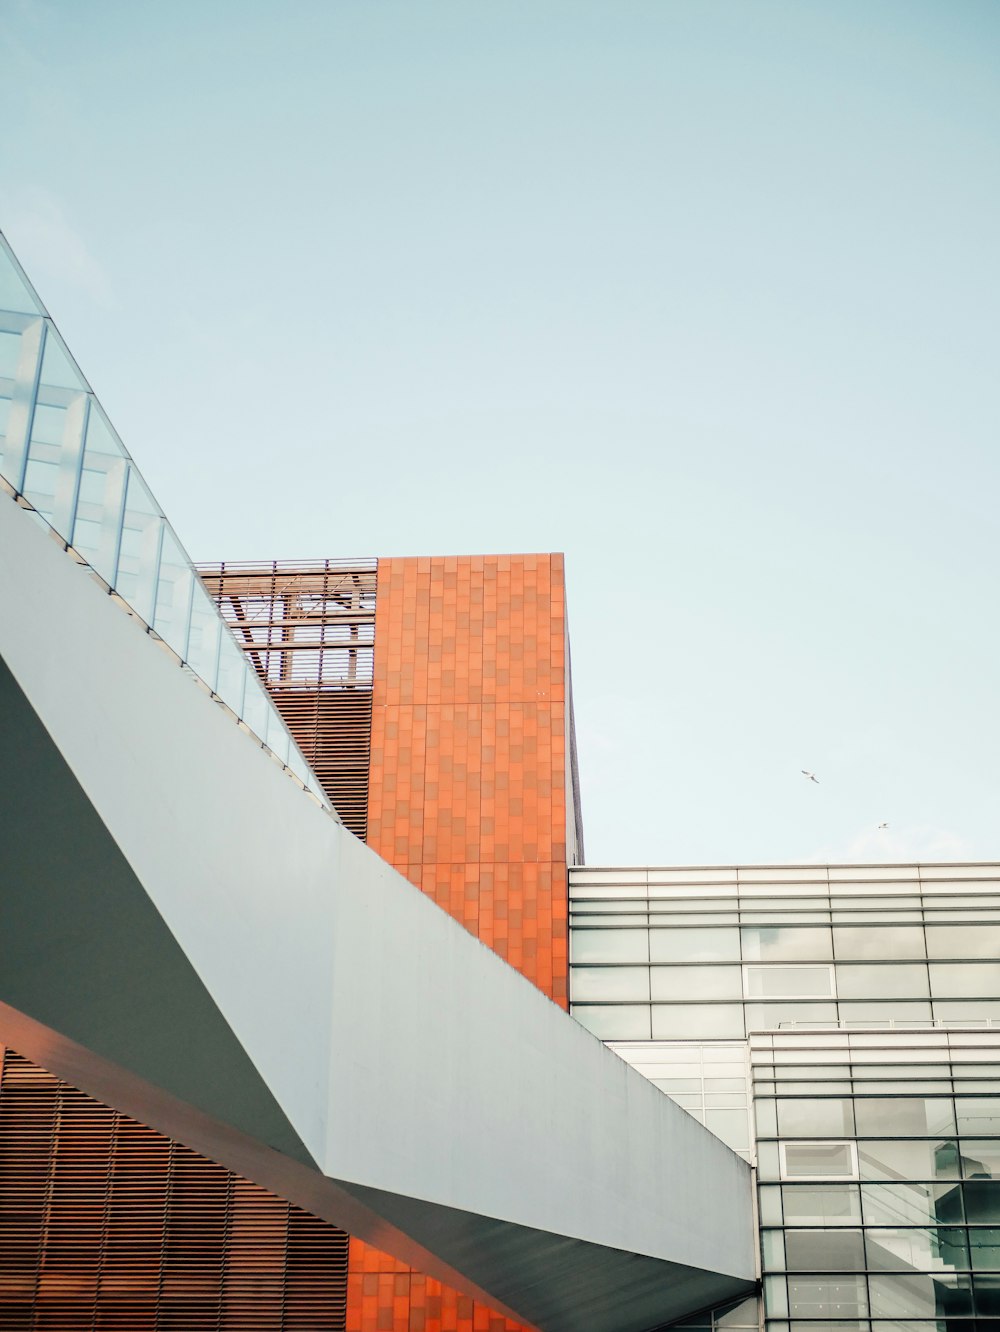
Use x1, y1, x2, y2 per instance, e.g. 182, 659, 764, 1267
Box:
965, 1181, 1000, 1223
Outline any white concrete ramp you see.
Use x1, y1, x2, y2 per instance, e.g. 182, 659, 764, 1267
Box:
0, 492, 755, 1331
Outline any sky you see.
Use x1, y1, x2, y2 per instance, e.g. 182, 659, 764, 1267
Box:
2, 0, 998, 867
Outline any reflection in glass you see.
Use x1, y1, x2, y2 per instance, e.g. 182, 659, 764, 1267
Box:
784, 1228, 864, 1271
745, 966, 835, 998
854, 1097, 956, 1138
569, 1004, 651, 1040
857, 1139, 962, 1182
651, 1004, 744, 1039
955, 1098, 1000, 1137
964, 1180, 1000, 1222
649, 926, 740, 962
861, 1182, 962, 1228
867, 1272, 972, 1318
787, 1274, 867, 1318
834, 925, 926, 959
835, 962, 929, 998
570, 929, 648, 963
929, 962, 1000, 998
782, 1183, 862, 1226
865, 1226, 968, 1272
968, 1228, 1000, 1271
778, 1099, 855, 1138
571, 966, 649, 1002
925, 924, 1000, 958
741, 927, 833, 961
650, 965, 742, 1000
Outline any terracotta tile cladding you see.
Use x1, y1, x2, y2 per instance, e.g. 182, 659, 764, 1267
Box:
351, 554, 571, 1332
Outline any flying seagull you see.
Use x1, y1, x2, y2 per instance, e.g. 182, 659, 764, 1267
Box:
878, 822, 889, 830
801, 770, 819, 784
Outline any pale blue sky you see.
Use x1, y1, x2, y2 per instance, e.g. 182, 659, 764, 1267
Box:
2, 0, 998, 866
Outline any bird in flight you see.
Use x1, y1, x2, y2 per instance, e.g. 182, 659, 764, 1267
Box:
877, 822, 889, 830
801, 770, 819, 784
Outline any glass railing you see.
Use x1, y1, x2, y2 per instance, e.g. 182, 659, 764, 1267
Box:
0, 231, 329, 809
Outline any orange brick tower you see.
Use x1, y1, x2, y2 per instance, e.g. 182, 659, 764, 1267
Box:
348, 554, 582, 1330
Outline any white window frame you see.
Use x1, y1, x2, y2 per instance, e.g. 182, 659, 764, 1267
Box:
743, 963, 837, 1000
779, 1139, 859, 1180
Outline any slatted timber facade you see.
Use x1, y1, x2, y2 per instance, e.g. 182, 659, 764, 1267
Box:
198, 560, 377, 838
0, 1046, 349, 1330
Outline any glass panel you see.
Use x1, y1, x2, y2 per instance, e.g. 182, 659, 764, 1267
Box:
570, 929, 648, 963
868, 1272, 972, 1318
862, 1182, 964, 1227
955, 1098, 1000, 1136
854, 1098, 956, 1137
762, 1229, 786, 1268
781, 1184, 862, 1225
778, 1099, 855, 1137
858, 1139, 962, 1182
649, 926, 740, 962
782, 1142, 857, 1179
745, 1001, 839, 1031
152, 528, 193, 659
742, 927, 833, 961
926, 925, 1000, 958
650, 965, 742, 1001
0, 238, 43, 314
764, 1274, 788, 1318
115, 466, 162, 622
964, 1180, 1000, 1222
570, 1005, 651, 1039
185, 582, 222, 691
715, 1296, 759, 1327
835, 963, 929, 999
571, 967, 650, 1002
759, 1183, 783, 1225
71, 408, 127, 585
834, 926, 926, 959
745, 966, 834, 998
933, 999, 1000, 1022
866, 1227, 968, 1272
787, 1275, 867, 1317
968, 1229, 1000, 1271
838, 1000, 934, 1025
975, 1272, 1000, 1315
962, 1141, 1000, 1179
784, 1229, 864, 1271
651, 1004, 744, 1039
929, 962, 1000, 998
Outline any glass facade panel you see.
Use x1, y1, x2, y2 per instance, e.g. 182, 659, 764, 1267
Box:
783, 1229, 865, 1271
925, 924, 1000, 958
964, 1181, 1000, 1222
968, 1228, 1000, 1270
868, 1272, 972, 1318
650, 965, 742, 1001
745, 966, 835, 998
857, 1139, 962, 1182
962, 1141, 1000, 1179
778, 1100, 856, 1138
781, 1184, 862, 1226
651, 1004, 744, 1039
786, 1274, 867, 1317
854, 1098, 957, 1138
649, 927, 740, 963
833, 926, 926, 960
865, 1226, 969, 1272
742, 927, 833, 961
571, 966, 650, 1002
782, 1143, 858, 1179
570, 929, 648, 963
955, 1098, 1000, 1137
835, 963, 929, 999
861, 1182, 962, 1228
570, 1004, 651, 1039
929, 962, 1000, 998
745, 1002, 839, 1030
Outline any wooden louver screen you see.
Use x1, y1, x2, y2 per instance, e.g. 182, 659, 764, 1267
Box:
0, 1046, 348, 1330
197, 560, 377, 839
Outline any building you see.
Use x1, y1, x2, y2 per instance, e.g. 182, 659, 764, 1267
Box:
570, 864, 1000, 1332
2, 225, 999, 1332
